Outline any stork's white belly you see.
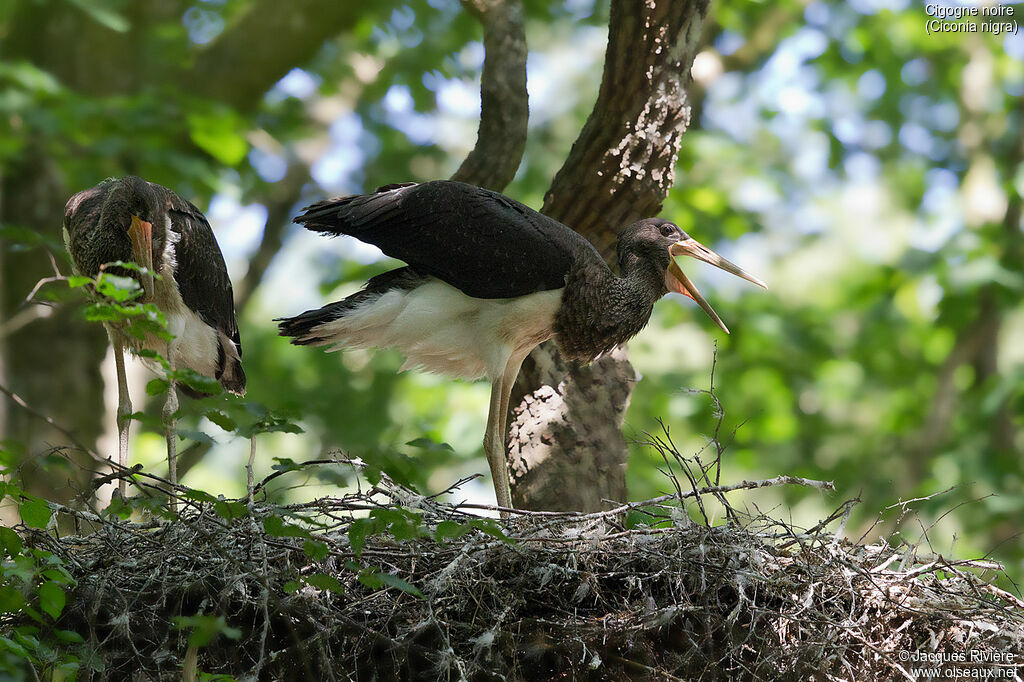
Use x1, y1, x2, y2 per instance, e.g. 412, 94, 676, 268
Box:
312, 279, 562, 380
116, 226, 222, 379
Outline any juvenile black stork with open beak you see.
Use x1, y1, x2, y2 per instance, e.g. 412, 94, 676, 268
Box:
278, 180, 764, 512
63, 176, 245, 496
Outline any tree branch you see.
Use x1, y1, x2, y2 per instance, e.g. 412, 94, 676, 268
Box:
510, 0, 713, 512
186, 0, 391, 112
449, 0, 528, 191
235, 160, 311, 314
543, 0, 711, 261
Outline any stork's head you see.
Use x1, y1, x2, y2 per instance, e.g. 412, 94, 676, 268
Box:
100, 175, 162, 299
618, 218, 766, 334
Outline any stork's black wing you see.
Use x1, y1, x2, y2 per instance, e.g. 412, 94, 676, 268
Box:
294, 180, 603, 299
157, 185, 243, 358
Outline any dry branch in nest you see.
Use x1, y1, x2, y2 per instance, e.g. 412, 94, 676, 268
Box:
7, 451, 1023, 682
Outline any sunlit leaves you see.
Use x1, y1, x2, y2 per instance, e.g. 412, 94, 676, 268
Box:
66, 0, 130, 33
187, 107, 248, 166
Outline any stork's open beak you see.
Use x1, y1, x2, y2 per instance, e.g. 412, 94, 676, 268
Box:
127, 214, 155, 301
666, 237, 767, 334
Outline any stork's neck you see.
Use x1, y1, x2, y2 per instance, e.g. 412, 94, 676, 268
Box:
553, 257, 667, 362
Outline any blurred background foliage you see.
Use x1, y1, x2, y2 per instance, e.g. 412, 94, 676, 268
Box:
0, 0, 1021, 584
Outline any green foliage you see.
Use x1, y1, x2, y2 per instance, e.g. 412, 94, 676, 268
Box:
0, 479, 87, 679
355, 566, 422, 598
186, 106, 249, 167
434, 518, 511, 543
66, 0, 131, 33
17, 498, 51, 530
172, 614, 242, 648
1, 0, 1020, 645
348, 507, 427, 557
69, 269, 173, 343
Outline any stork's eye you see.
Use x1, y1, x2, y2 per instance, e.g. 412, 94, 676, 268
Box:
661, 224, 675, 237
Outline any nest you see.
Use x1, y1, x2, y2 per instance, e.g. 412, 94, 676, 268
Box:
10, 456, 1024, 682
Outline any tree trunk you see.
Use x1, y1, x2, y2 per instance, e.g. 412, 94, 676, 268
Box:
0, 152, 106, 499
509, 0, 711, 512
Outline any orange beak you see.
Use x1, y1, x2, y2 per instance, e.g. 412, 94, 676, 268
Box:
665, 237, 767, 334
127, 214, 155, 300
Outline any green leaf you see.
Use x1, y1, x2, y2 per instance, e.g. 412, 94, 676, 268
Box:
405, 436, 454, 452
0, 62, 62, 95
204, 410, 237, 432
54, 629, 85, 644
214, 500, 247, 521
178, 429, 216, 446
434, 521, 472, 542
356, 569, 382, 589
374, 572, 423, 598
67, 275, 92, 288
82, 302, 121, 322
303, 539, 329, 561
183, 489, 219, 504
38, 581, 65, 620
304, 573, 344, 595
19, 498, 51, 529
468, 519, 512, 543
263, 515, 310, 539
0, 526, 22, 557
67, 0, 130, 32
173, 614, 241, 648
169, 368, 222, 396
239, 407, 304, 438
0, 586, 25, 614
146, 378, 170, 396
384, 516, 424, 542
187, 110, 248, 166
95, 273, 142, 301
348, 518, 373, 557
282, 580, 300, 594
271, 458, 301, 473
41, 568, 75, 585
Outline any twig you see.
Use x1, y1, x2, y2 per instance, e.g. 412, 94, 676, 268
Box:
0, 381, 106, 465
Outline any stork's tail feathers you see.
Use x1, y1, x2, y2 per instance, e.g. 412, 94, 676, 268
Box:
217, 334, 247, 396
277, 267, 424, 346
276, 301, 352, 346
293, 183, 417, 236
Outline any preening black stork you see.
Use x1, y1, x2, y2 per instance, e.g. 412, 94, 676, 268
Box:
278, 180, 765, 512
63, 176, 245, 496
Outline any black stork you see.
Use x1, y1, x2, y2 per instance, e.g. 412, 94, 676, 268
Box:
63, 176, 245, 496
278, 180, 765, 512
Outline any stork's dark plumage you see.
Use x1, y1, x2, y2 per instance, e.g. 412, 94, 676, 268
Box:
278, 180, 764, 511
64, 176, 245, 495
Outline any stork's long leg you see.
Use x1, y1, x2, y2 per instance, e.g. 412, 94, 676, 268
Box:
163, 340, 179, 506
106, 325, 131, 498
483, 353, 528, 516
483, 377, 511, 514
